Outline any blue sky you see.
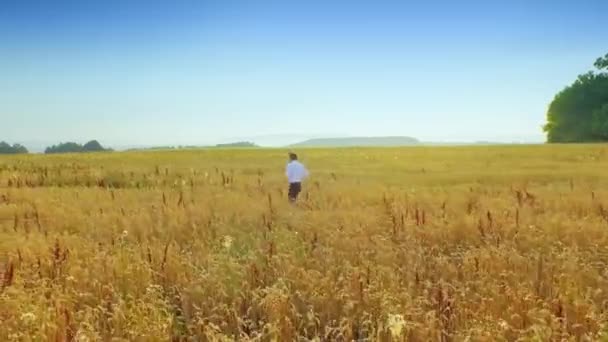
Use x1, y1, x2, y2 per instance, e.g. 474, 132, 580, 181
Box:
1, 0, 607, 148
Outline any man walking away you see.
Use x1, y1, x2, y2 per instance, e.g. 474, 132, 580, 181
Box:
286, 152, 309, 203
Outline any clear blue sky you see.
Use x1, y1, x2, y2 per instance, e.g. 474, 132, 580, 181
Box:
1, 0, 606, 147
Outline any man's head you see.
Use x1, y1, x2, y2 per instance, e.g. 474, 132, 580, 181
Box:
288, 152, 298, 161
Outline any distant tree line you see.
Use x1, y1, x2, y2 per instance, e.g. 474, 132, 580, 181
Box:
215, 141, 258, 148
0, 140, 112, 154
0, 141, 28, 154
126, 145, 209, 151
544, 53, 608, 142
44, 140, 110, 154
0, 139, 259, 154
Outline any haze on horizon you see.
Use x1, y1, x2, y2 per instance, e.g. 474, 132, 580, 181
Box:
1, 0, 607, 148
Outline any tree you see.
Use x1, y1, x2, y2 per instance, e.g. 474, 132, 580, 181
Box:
44, 141, 109, 154
544, 53, 608, 143
591, 104, 608, 140
595, 53, 608, 70
0, 141, 29, 154
0, 142, 13, 154
45, 142, 83, 154
82, 140, 105, 152
12, 144, 28, 154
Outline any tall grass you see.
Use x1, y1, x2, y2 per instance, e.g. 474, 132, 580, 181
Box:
1, 145, 608, 341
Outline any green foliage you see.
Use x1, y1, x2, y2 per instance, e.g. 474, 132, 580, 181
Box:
544, 53, 608, 143
45, 140, 109, 154
595, 53, 608, 70
0, 141, 28, 154
591, 104, 608, 139
45, 142, 83, 154
82, 140, 105, 152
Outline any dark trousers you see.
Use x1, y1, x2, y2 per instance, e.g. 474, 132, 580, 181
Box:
288, 182, 302, 202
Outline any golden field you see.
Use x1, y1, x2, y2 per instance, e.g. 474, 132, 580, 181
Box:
1, 145, 608, 341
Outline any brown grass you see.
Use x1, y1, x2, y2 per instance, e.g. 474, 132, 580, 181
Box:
1, 145, 608, 341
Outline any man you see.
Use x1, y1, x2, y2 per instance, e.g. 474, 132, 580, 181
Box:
286, 152, 309, 203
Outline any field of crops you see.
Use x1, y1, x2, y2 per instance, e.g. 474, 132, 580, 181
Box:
1, 145, 608, 341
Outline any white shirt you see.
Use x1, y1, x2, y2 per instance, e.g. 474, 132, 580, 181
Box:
286, 160, 309, 183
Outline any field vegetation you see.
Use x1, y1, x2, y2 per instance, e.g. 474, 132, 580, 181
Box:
1, 145, 608, 341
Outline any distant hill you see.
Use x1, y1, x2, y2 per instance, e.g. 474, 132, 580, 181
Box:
290, 136, 419, 147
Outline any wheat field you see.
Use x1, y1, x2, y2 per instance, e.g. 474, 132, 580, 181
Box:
1, 145, 608, 341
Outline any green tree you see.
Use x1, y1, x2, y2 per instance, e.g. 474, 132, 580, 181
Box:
544, 53, 608, 143
0, 142, 12, 154
45, 140, 109, 154
595, 53, 608, 70
0, 141, 29, 154
45, 142, 83, 154
82, 140, 105, 152
12, 144, 28, 154
591, 104, 608, 139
